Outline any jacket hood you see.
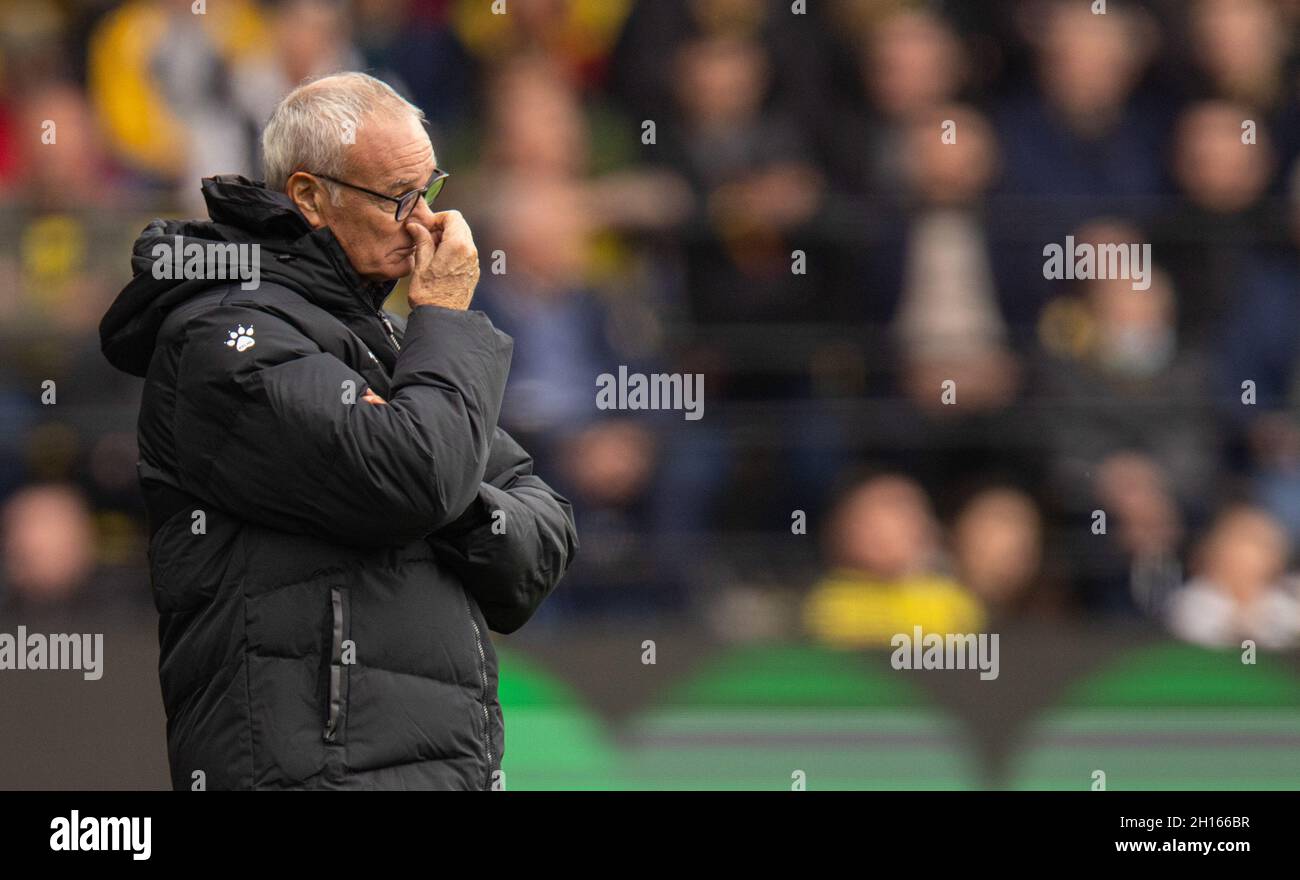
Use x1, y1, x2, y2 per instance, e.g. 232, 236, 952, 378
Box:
100, 175, 398, 377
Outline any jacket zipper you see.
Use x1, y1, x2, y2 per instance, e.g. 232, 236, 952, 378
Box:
462, 589, 495, 787
377, 309, 401, 353
324, 588, 345, 743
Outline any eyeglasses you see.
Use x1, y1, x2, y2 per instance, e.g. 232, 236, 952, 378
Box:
307, 168, 450, 222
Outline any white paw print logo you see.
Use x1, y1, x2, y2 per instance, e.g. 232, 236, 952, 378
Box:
226, 325, 255, 352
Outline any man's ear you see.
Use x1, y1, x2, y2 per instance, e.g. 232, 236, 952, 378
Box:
286, 172, 327, 229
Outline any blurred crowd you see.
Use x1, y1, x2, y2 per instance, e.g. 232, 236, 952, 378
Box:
3, 0, 1300, 650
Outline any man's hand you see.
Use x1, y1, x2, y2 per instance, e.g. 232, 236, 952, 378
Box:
406, 210, 480, 310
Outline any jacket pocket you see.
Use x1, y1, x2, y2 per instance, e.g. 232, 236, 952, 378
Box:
323, 587, 349, 744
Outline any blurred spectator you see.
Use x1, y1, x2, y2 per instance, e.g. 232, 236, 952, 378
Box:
951, 485, 1064, 620
231, 0, 366, 142
613, 27, 837, 538
466, 55, 690, 239
87, 0, 268, 205
867, 103, 1031, 501
472, 177, 674, 619
610, 0, 834, 128
1038, 224, 1218, 499
893, 105, 1018, 416
2, 78, 121, 345
0, 483, 94, 608
650, 29, 838, 535
1172, 103, 1275, 217
831, 6, 967, 200
6, 80, 122, 211
0, 0, 75, 128
474, 177, 653, 447
1186, 0, 1291, 112
1216, 159, 1300, 543
803, 473, 984, 648
1182, 0, 1300, 176
1036, 228, 1218, 611
1153, 100, 1280, 347
350, 0, 474, 131
663, 29, 824, 327
1167, 504, 1300, 649
995, 0, 1167, 223
480, 53, 588, 179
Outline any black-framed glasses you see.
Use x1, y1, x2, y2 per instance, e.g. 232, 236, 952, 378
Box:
308, 168, 450, 222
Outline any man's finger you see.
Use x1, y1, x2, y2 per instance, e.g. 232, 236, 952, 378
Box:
405, 220, 435, 267
429, 210, 470, 244
428, 209, 463, 231
434, 219, 475, 257
406, 219, 433, 246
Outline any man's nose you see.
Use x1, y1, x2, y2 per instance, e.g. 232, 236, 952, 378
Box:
408, 194, 436, 227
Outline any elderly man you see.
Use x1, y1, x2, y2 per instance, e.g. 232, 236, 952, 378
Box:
99, 73, 578, 790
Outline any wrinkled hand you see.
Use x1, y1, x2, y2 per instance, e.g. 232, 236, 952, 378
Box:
406, 210, 480, 311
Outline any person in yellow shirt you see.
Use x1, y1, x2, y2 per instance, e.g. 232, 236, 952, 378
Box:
804, 473, 984, 648
87, 0, 266, 184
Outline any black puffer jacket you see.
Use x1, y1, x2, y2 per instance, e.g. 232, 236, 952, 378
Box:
100, 175, 577, 790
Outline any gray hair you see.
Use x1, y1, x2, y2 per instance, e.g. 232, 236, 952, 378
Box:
261, 72, 426, 199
